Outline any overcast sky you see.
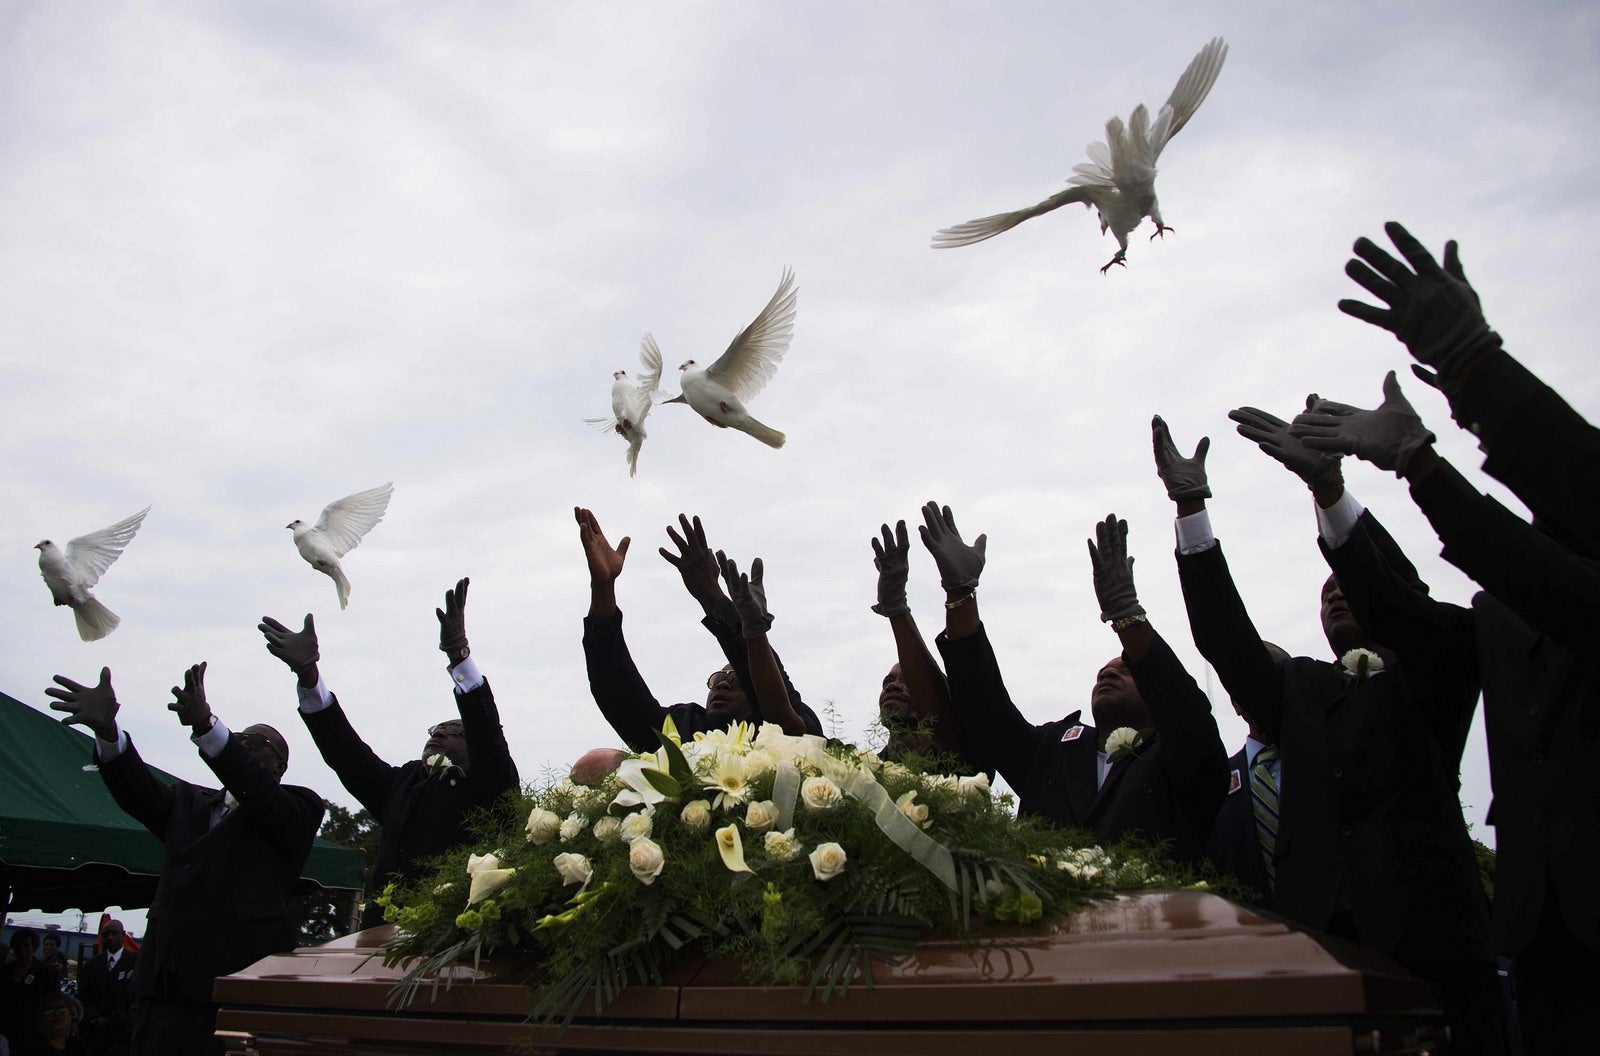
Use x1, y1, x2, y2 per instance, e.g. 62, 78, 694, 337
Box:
5, 2, 1597, 927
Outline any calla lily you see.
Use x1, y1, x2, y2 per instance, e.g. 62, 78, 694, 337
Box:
613, 758, 672, 810
715, 824, 753, 874
467, 865, 515, 905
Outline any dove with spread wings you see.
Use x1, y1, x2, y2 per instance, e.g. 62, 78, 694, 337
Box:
586, 335, 664, 476
287, 483, 393, 610
933, 37, 1228, 273
35, 505, 151, 641
663, 268, 796, 449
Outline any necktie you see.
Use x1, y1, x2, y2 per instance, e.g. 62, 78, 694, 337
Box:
1250, 746, 1281, 889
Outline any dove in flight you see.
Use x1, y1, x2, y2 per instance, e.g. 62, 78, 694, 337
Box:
933, 37, 1229, 273
35, 505, 151, 641
663, 269, 795, 449
287, 483, 393, 610
585, 334, 664, 476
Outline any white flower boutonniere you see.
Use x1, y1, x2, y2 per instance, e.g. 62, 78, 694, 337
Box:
1340, 648, 1385, 680
1105, 726, 1149, 764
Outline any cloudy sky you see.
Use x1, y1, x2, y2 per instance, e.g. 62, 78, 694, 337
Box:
5, 2, 1597, 925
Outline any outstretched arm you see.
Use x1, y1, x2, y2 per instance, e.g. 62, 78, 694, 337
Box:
438, 577, 519, 798
577, 507, 672, 752
872, 520, 953, 733
717, 551, 808, 735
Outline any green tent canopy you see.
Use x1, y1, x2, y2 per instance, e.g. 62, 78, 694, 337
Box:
0, 689, 365, 913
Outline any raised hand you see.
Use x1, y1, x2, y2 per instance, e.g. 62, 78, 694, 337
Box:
870, 521, 911, 617
1087, 515, 1146, 624
168, 662, 213, 730
715, 551, 774, 638
659, 513, 724, 611
575, 507, 629, 585
917, 501, 986, 596
259, 613, 319, 675
46, 667, 120, 741
437, 577, 471, 662
1339, 221, 1499, 381
1289, 370, 1436, 477
1151, 415, 1211, 502
1228, 395, 1342, 488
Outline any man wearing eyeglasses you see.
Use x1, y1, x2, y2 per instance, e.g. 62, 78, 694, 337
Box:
259, 578, 519, 928
46, 661, 323, 1056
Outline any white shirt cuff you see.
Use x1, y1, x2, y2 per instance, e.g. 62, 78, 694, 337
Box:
296, 675, 334, 714
1175, 509, 1218, 554
97, 729, 130, 761
1316, 489, 1364, 548
193, 717, 231, 758
451, 656, 485, 694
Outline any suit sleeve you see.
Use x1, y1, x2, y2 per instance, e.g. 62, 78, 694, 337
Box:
936, 625, 1046, 792
204, 734, 326, 860
1126, 632, 1230, 841
300, 697, 406, 816
457, 679, 519, 807
583, 609, 671, 752
702, 597, 824, 736
1175, 543, 1285, 744
96, 736, 177, 838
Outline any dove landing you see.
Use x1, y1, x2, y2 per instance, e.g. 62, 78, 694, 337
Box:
663, 268, 796, 449
35, 504, 151, 641
287, 482, 394, 610
933, 36, 1228, 273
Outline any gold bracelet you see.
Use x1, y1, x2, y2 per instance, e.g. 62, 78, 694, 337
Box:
1110, 613, 1149, 632
944, 591, 976, 611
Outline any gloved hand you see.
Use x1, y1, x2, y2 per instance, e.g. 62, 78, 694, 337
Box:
1289, 370, 1436, 477
1228, 395, 1343, 487
168, 662, 213, 731
259, 614, 320, 675
870, 520, 911, 617
1151, 415, 1211, 501
917, 501, 986, 596
715, 551, 773, 639
45, 667, 121, 741
437, 577, 471, 662
660, 514, 724, 610
1088, 515, 1146, 624
1338, 221, 1500, 382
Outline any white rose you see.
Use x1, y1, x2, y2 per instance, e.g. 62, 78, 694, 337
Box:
628, 837, 666, 885
558, 812, 586, 842
744, 800, 779, 833
854, 747, 883, 772
881, 762, 913, 784
808, 841, 847, 882
1105, 726, 1139, 757
524, 807, 562, 844
763, 828, 800, 861
896, 790, 929, 826
466, 851, 502, 874
591, 816, 621, 842
957, 773, 991, 799
680, 799, 712, 830
800, 776, 844, 812
741, 748, 777, 781
619, 809, 654, 843
552, 852, 592, 887
573, 785, 608, 815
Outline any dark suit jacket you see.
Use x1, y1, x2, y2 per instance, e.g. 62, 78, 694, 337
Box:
1374, 459, 1600, 955
936, 624, 1227, 862
583, 601, 823, 753
97, 734, 323, 1004
77, 948, 138, 1025
302, 680, 519, 928
1179, 538, 1491, 969
1204, 745, 1274, 905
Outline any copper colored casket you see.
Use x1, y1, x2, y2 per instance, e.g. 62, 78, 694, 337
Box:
214, 891, 1442, 1054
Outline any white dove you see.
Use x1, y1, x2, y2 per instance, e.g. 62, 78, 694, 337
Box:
35, 505, 151, 641
664, 268, 796, 449
585, 334, 664, 476
287, 483, 394, 610
933, 37, 1229, 273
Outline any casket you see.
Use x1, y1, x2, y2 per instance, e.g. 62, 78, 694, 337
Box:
214, 890, 1442, 1054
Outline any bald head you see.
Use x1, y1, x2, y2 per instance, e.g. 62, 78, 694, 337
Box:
239, 722, 289, 779
570, 748, 628, 787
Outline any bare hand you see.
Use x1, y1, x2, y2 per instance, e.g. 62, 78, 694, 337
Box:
576, 507, 629, 585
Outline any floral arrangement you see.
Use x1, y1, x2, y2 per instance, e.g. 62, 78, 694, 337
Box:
377, 719, 1215, 1027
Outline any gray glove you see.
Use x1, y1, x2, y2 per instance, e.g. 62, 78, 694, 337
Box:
45, 667, 120, 741
168, 662, 213, 731
1339, 222, 1500, 382
1151, 415, 1211, 501
1228, 395, 1342, 487
870, 521, 911, 617
437, 577, 471, 663
258, 614, 319, 675
716, 551, 773, 639
1289, 370, 1436, 477
917, 501, 986, 595
1088, 515, 1145, 624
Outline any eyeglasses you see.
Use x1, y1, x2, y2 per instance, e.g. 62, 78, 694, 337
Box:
42, 1007, 71, 1016
706, 670, 741, 691
237, 733, 286, 764
428, 722, 465, 738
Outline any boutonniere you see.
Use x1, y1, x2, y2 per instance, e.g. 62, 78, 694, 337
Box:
1339, 648, 1385, 680
1105, 726, 1152, 764
426, 754, 460, 785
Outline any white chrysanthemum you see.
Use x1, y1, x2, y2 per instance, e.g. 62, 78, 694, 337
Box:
558, 812, 586, 842
744, 799, 779, 833
808, 841, 847, 881
764, 828, 800, 861
896, 790, 929, 825
680, 799, 712, 830
800, 776, 843, 812
1340, 648, 1385, 678
524, 807, 561, 844
591, 816, 622, 842
705, 754, 750, 811
619, 808, 654, 843
1105, 727, 1139, 757
573, 785, 609, 816
628, 837, 665, 885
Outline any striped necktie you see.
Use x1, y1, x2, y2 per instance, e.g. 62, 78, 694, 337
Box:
1250, 746, 1281, 888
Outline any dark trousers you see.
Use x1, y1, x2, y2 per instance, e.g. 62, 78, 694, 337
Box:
1512, 890, 1598, 1054
131, 995, 222, 1056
